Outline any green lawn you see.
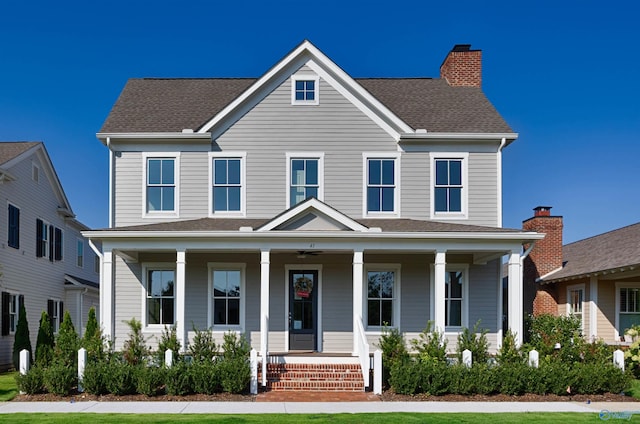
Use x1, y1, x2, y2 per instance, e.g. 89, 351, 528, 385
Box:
0, 413, 636, 424
0, 372, 18, 401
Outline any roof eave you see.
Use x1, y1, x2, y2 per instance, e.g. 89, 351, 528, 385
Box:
97, 132, 212, 145
400, 132, 518, 141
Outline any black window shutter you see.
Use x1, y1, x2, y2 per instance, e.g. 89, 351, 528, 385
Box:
36, 219, 43, 257
48, 226, 54, 261
8, 205, 19, 249
47, 299, 54, 327
59, 301, 64, 328
54, 228, 62, 261
1, 292, 9, 336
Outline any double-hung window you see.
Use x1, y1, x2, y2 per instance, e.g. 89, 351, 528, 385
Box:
431, 153, 468, 219
288, 155, 323, 207
212, 156, 243, 214
36, 220, 62, 261
146, 156, 177, 213
366, 265, 400, 329
365, 155, 399, 215
291, 75, 319, 105
567, 284, 585, 335
618, 285, 640, 336
445, 270, 465, 328
145, 267, 175, 326
1, 292, 20, 335
209, 264, 245, 329
48, 299, 63, 333
8, 204, 19, 249
76, 239, 84, 268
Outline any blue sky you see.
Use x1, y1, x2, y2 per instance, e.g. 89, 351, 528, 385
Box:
1, 1, 638, 244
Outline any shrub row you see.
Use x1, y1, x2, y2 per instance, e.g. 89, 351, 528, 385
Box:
390, 359, 631, 396
16, 356, 251, 396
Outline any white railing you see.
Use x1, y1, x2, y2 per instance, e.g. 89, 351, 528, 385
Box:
260, 316, 269, 387
355, 317, 370, 388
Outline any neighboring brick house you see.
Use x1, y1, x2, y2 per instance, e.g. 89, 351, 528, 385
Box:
84, 41, 542, 391
523, 206, 640, 343
0, 142, 99, 369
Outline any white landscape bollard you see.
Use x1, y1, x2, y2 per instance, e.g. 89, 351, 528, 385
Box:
528, 349, 539, 368
373, 349, 382, 395
613, 349, 625, 371
462, 349, 472, 368
165, 349, 174, 368
250, 349, 258, 395
78, 348, 87, 393
19, 349, 30, 395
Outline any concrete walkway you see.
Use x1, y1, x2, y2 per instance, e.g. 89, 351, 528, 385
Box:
1, 400, 638, 414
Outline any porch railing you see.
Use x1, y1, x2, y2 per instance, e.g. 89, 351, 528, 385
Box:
355, 317, 370, 388
260, 316, 268, 387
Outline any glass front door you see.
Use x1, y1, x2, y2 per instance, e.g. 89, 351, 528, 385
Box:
289, 270, 318, 351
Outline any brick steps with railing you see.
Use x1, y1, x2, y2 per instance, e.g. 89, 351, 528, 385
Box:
259, 363, 365, 391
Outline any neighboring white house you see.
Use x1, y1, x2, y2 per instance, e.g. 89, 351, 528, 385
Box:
84, 41, 542, 363
0, 142, 99, 369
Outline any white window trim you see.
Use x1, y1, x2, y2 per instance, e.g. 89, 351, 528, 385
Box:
566, 283, 586, 335
284, 264, 323, 352
142, 152, 180, 218
76, 238, 84, 268
429, 264, 469, 333
208, 152, 247, 217
207, 263, 246, 331
615, 281, 640, 340
362, 153, 401, 218
364, 263, 401, 332
141, 263, 177, 331
285, 152, 325, 208
7, 292, 19, 334
430, 152, 469, 220
38, 219, 51, 259
291, 74, 320, 105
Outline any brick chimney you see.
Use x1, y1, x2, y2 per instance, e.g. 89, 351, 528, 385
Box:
522, 206, 564, 316
440, 44, 482, 87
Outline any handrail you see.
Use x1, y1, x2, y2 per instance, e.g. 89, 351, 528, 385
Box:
355, 317, 370, 388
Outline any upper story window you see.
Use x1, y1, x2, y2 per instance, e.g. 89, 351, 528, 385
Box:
8, 204, 19, 249
291, 75, 319, 105
36, 219, 62, 261
144, 267, 175, 326
209, 264, 245, 329
76, 239, 84, 268
431, 153, 468, 219
288, 155, 323, 207
145, 155, 179, 214
365, 154, 399, 216
210, 153, 245, 216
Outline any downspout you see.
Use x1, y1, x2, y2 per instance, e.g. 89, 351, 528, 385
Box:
88, 239, 103, 325
497, 137, 507, 227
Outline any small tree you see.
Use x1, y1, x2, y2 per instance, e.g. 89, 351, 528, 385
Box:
156, 324, 181, 365
411, 321, 447, 363
82, 307, 106, 362
122, 318, 149, 365
35, 311, 54, 367
456, 320, 490, 365
54, 310, 79, 368
12, 300, 32, 370
189, 325, 218, 363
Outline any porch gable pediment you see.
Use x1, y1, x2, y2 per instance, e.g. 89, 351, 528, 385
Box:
257, 198, 370, 232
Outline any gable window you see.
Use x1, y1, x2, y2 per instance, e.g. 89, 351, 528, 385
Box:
48, 299, 63, 333
145, 268, 175, 326
1, 292, 20, 335
366, 265, 400, 329
32, 163, 39, 183
76, 239, 84, 268
146, 157, 176, 213
365, 155, 399, 215
8, 204, 19, 249
94, 255, 100, 274
291, 75, 319, 105
431, 153, 468, 219
288, 155, 323, 207
212, 157, 242, 213
209, 264, 245, 328
445, 270, 466, 328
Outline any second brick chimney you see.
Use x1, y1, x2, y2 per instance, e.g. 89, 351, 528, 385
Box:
440, 44, 482, 87
522, 206, 564, 316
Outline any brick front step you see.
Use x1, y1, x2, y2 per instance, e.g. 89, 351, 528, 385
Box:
259, 363, 365, 392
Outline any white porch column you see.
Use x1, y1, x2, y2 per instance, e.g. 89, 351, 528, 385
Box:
176, 249, 186, 352
590, 275, 598, 340
352, 249, 364, 355
260, 249, 270, 354
507, 251, 523, 346
101, 249, 114, 343
433, 251, 446, 334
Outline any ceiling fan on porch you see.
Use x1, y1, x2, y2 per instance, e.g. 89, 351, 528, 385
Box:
297, 250, 322, 259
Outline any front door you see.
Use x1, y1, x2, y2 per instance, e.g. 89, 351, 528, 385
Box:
289, 270, 318, 351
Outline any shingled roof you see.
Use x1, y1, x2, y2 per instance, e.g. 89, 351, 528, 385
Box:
0, 141, 40, 165
99, 77, 512, 134
544, 222, 640, 282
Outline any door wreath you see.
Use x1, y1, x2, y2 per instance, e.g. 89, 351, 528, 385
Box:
294, 276, 313, 298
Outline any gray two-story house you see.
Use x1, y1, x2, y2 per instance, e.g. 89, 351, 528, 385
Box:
0, 142, 100, 369
85, 41, 541, 385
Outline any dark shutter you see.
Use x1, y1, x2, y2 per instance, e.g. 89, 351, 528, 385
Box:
36, 219, 43, 257
54, 228, 62, 261
8, 205, 19, 249
47, 299, 54, 328
48, 225, 54, 261
1, 292, 9, 336
59, 301, 64, 329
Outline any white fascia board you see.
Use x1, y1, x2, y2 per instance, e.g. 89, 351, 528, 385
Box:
259, 198, 369, 232
197, 40, 413, 138
97, 132, 212, 145
400, 132, 519, 141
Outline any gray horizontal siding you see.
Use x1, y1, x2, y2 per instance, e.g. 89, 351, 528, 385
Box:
467, 153, 498, 227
